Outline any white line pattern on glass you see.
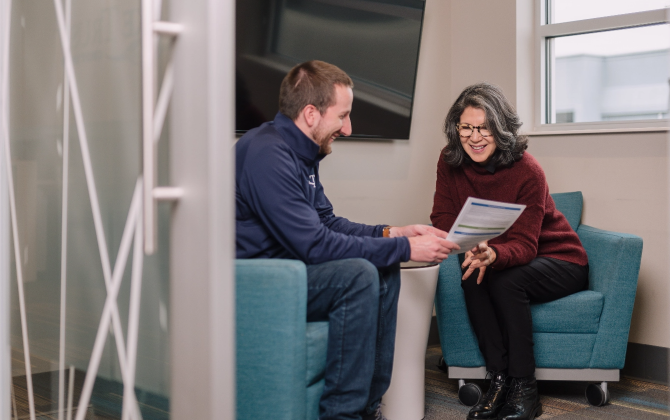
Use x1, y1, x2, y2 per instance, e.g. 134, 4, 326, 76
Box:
50, 0, 144, 418
57, 0, 72, 417
73, 181, 142, 420
66, 365, 74, 420
123, 190, 145, 420
50, 0, 132, 375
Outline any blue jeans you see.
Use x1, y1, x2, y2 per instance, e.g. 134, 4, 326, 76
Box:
307, 259, 401, 420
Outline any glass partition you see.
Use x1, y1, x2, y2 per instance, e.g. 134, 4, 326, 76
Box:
6, 0, 170, 418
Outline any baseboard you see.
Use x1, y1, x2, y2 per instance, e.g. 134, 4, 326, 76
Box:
428, 316, 669, 386
622, 342, 669, 385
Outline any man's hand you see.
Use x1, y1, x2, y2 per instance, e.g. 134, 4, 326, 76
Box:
408, 235, 460, 263
462, 241, 496, 284
390, 224, 448, 239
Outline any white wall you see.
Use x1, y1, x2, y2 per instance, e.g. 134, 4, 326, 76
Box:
320, 0, 669, 349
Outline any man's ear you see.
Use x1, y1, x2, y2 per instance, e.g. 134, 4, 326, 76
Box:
301, 104, 320, 128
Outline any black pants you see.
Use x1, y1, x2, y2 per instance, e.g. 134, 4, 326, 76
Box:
460, 256, 589, 378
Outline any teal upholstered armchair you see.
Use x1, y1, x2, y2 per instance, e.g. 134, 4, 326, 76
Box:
236, 259, 327, 420
435, 192, 643, 406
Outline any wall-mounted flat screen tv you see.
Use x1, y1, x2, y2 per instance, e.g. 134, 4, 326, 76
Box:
236, 0, 426, 139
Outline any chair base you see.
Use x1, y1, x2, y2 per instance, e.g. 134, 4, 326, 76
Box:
457, 381, 482, 407
448, 367, 619, 382
585, 382, 610, 406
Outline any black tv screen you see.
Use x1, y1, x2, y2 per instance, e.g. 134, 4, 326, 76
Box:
236, 0, 426, 139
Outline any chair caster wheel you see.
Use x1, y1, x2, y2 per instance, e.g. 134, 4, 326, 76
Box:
458, 382, 482, 407
585, 382, 610, 406
437, 357, 447, 373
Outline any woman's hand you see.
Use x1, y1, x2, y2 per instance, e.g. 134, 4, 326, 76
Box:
461, 241, 497, 284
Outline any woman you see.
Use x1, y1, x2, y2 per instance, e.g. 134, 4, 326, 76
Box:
430, 83, 589, 420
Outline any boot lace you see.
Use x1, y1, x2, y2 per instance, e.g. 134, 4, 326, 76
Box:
506, 378, 524, 405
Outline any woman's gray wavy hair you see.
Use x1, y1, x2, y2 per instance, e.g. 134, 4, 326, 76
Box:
442, 83, 528, 168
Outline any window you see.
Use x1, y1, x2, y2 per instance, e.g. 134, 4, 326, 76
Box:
538, 0, 670, 129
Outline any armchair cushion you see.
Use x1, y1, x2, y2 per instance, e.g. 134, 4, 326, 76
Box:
534, 333, 597, 368
531, 290, 603, 334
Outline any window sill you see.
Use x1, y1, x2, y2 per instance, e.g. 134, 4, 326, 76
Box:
523, 121, 669, 136
523, 126, 669, 136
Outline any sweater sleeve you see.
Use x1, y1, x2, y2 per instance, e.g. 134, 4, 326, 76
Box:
430, 156, 460, 232
489, 164, 547, 269
240, 142, 410, 267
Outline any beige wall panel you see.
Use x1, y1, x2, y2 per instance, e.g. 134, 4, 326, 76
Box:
449, 0, 517, 104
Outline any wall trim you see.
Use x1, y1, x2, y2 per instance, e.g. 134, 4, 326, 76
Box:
621, 342, 669, 385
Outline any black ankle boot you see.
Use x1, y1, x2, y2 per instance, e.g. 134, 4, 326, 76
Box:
498, 376, 542, 420
467, 371, 510, 420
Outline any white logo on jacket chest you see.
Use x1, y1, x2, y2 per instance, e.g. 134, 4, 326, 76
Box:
308, 175, 316, 188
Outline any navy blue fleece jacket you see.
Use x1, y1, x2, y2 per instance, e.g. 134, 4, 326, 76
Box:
235, 113, 411, 267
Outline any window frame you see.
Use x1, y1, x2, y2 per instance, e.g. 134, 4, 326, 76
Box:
532, 2, 670, 135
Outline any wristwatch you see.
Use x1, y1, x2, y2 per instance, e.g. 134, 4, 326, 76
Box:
383, 226, 392, 238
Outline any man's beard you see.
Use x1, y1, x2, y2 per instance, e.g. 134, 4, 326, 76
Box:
314, 127, 335, 155
318, 140, 332, 155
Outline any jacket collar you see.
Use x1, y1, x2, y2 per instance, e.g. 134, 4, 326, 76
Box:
273, 112, 325, 165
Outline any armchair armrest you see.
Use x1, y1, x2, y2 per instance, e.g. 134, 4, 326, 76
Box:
576, 225, 643, 369
435, 256, 485, 367
236, 259, 308, 420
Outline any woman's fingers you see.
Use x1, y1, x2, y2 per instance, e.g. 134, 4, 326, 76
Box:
461, 251, 473, 268
462, 265, 475, 280
464, 242, 492, 282
461, 251, 474, 280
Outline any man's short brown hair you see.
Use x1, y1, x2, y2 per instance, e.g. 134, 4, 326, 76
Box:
279, 60, 354, 120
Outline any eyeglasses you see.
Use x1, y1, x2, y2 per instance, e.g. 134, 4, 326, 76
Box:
456, 123, 491, 138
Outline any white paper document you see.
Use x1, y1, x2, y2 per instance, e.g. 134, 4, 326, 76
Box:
446, 197, 526, 254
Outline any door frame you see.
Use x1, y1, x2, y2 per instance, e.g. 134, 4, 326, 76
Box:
166, 0, 236, 418
0, 0, 13, 417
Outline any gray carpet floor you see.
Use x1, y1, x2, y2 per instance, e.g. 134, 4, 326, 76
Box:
423, 345, 669, 419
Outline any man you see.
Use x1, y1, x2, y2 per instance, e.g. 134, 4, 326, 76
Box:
236, 60, 459, 420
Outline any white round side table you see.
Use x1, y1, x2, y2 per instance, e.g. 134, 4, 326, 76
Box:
381, 261, 440, 420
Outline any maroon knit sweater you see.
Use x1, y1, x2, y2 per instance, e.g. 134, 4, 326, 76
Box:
430, 152, 588, 270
